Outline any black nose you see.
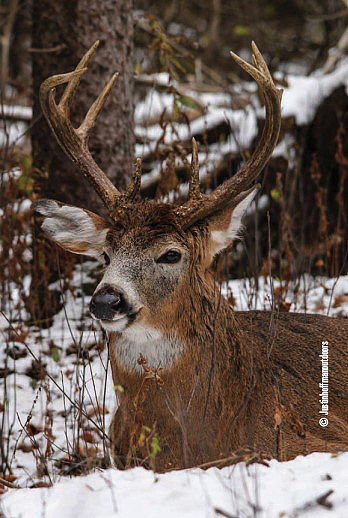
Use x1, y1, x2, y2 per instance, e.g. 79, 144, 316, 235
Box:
89, 286, 128, 320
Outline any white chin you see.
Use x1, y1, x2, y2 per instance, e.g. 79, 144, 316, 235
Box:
99, 316, 129, 333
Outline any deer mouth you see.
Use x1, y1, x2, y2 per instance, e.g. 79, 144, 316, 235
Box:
97, 311, 139, 332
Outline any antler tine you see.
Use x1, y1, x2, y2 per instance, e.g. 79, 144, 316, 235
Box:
78, 72, 119, 140
188, 138, 202, 200
124, 157, 142, 202
60, 40, 100, 115
176, 42, 282, 229
39, 41, 121, 210
227, 42, 282, 187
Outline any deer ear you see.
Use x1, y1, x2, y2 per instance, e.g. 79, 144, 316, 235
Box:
207, 186, 258, 259
32, 200, 109, 257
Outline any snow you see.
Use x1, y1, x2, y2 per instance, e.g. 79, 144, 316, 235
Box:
0, 120, 27, 147
135, 57, 348, 151
1, 262, 112, 487
225, 274, 348, 317
1, 104, 32, 121
281, 59, 348, 125
3, 56, 348, 200
133, 56, 348, 194
1, 242, 348, 518
3, 452, 348, 517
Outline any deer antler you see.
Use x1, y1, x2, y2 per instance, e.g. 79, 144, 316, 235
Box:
40, 40, 140, 210
175, 42, 283, 228
40, 41, 280, 220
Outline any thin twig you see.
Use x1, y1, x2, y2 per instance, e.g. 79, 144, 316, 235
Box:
0, 476, 20, 489
0, 310, 109, 439
28, 44, 66, 54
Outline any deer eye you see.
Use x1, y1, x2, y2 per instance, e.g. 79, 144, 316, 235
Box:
102, 252, 110, 266
156, 250, 182, 264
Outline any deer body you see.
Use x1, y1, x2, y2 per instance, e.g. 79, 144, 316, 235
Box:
104, 207, 348, 470
109, 309, 348, 470
33, 41, 348, 471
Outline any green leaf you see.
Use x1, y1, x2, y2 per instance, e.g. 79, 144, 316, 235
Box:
17, 175, 34, 194
51, 347, 60, 363
172, 98, 181, 120
114, 384, 124, 393
151, 434, 161, 456
177, 96, 202, 112
21, 155, 32, 174
270, 188, 281, 201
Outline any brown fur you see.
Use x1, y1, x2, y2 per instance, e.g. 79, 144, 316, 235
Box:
110, 297, 348, 471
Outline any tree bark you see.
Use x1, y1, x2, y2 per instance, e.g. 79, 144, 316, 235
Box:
28, 1, 134, 325
31, 0, 134, 212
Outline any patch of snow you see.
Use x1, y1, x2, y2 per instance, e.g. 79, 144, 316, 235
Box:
281, 59, 348, 125
224, 274, 348, 317
3, 452, 347, 517
246, 193, 269, 215
0, 120, 27, 147
2, 104, 32, 120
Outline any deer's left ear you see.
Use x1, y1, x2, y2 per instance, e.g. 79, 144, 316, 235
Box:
207, 186, 258, 259
32, 199, 110, 257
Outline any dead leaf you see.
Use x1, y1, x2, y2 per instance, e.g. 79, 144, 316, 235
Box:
26, 423, 43, 436
30, 481, 50, 488
81, 431, 97, 444
87, 404, 109, 417
17, 442, 33, 453
333, 295, 348, 308
0, 474, 17, 483
278, 301, 291, 312
25, 359, 46, 381
274, 411, 282, 428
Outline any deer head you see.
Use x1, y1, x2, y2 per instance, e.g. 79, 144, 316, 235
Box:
33, 41, 282, 369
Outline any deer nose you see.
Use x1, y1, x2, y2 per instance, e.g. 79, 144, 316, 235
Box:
89, 287, 128, 320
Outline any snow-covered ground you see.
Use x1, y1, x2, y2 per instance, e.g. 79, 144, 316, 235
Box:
3, 452, 348, 517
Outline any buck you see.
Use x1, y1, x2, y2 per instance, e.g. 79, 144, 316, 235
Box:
33, 41, 348, 471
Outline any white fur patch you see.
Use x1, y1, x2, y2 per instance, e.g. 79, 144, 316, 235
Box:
211, 188, 257, 253
109, 322, 183, 372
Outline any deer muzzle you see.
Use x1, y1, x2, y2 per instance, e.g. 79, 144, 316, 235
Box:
89, 285, 130, 321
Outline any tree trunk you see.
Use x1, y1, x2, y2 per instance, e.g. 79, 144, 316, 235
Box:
31, 0, 134, 212
28, 0, 134, 326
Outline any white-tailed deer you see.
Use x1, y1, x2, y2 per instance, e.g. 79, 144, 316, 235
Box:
33, 41, 348, 471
